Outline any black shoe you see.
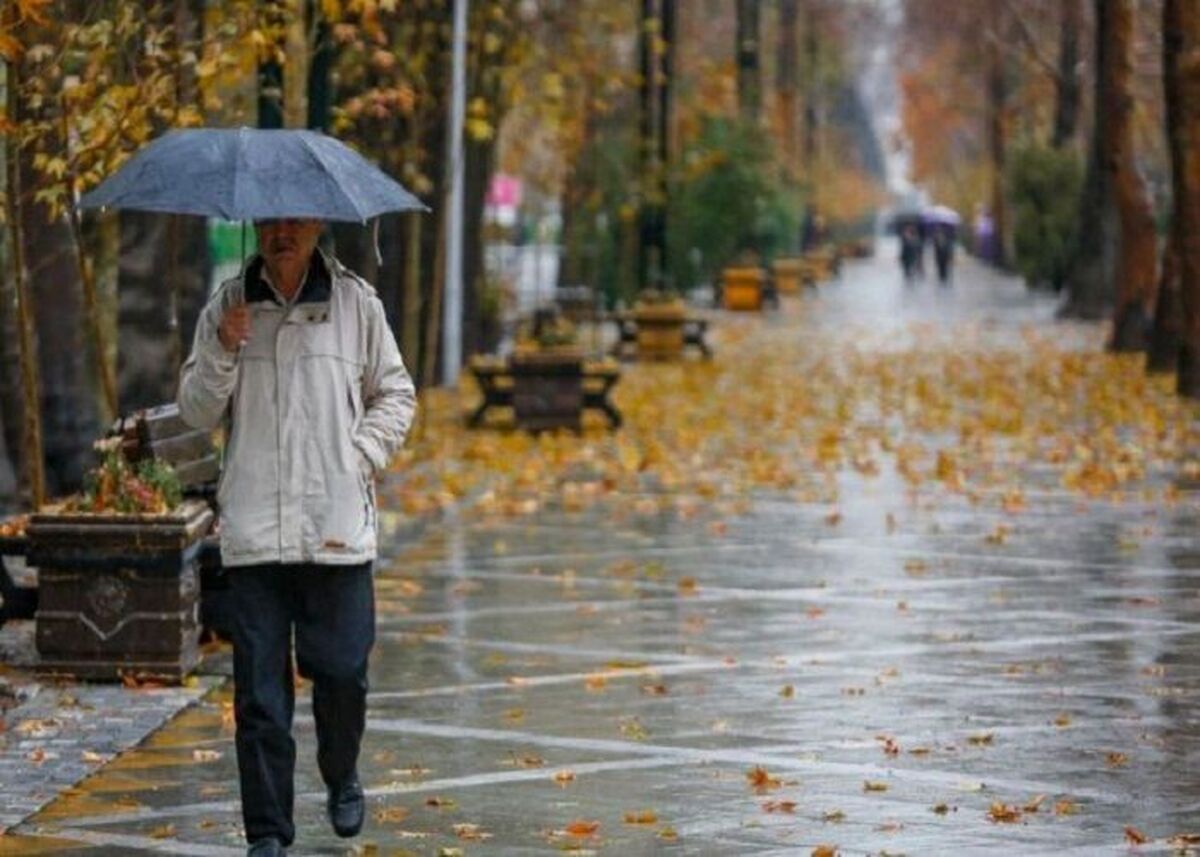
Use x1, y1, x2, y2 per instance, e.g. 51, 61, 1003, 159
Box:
247, 838, 287, 856
327, 776, 365, 838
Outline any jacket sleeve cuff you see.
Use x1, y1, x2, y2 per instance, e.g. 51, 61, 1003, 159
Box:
199, 331, 238, 372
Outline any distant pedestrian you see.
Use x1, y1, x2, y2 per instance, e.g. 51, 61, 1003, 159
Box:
899, 224, 923, 280
973, 205, 995, 264
801, 210, 829, 253
932, 224, 956, 283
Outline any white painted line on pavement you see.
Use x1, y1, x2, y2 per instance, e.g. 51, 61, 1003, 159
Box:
401, 633, 708, 664
437, 535, 1200, 582
361, 624, 1198, 703
366, 657, 735, 701
375, 590, 730, 625
360, 716, 1121, 802
49, 755, 718, 829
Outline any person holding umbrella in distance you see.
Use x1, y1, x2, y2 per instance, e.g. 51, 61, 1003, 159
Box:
924, 204, 962, 284
81, 127, 424, 856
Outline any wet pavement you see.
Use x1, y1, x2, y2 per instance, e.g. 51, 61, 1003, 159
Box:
4, 246, 1200, 855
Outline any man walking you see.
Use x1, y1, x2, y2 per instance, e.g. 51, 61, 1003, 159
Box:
179, 218, 416, 856
932, 223, 956, 284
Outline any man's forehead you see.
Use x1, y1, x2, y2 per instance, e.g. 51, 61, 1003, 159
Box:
255, 217, 323, 228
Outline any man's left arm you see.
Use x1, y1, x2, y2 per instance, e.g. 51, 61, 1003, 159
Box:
354, 298, 417, 475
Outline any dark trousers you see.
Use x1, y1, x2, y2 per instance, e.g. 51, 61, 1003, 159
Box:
230, 562, 375, 846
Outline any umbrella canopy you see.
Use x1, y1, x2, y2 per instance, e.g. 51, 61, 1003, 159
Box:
922, 204, 962, 227
79, 127, 426, 222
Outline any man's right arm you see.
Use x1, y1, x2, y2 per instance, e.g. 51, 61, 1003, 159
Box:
177, 294, 238, 430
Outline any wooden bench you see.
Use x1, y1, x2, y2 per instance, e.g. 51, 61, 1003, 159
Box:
0, 520, 36, 627
467, 358, 623, 430
115, 403, 220, 498
610, 312, 713, 360
123, 406, 231, 641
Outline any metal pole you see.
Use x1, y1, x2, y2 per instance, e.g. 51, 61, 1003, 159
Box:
441, 0, 469, 386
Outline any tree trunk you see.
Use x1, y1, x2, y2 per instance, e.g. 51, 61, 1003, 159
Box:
117, 212, 209, 411
5, 52, 46, 507
283, 0, 309, 128
638, 0, 657, 291
1148, 230, 1182, 372
658, 0, 675, 289
118, 0, 209, 412
736, 0, 761, 122
778, 0, 800, 173
65, 177, 118, 420
307, 3, 332, 131
1061, 0, 1120, 319
462, 136, 493, 357
23, 186, 100, 496
1165, 0, 1200, 396
0, 423, 14, 504
422, 206, 446, 390
258, 1, 284, 128
802, 4, 819, 168
1108, 0, 1158, 352
987, 7, 1011, 269
0, 64, 23, 482
402, 211, 423, 374
1052, 0, 1083, 148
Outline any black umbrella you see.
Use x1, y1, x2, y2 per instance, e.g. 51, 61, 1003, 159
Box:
79, 127, 427, 221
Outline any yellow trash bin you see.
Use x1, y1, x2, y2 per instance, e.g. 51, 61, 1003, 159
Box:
721, 267, 765, 311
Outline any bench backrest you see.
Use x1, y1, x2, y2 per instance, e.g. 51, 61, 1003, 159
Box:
116, 403, 220, 495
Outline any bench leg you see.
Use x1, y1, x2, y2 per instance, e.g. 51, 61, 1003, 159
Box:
467, 402, 490, 427
603, 401, 623, 429
0, 555, 37, 626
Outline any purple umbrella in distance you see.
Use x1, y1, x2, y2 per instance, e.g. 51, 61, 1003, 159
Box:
922, 204, 962, 228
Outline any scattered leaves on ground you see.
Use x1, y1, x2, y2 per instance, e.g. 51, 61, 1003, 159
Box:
623, 810, 658, 824
987, 802, 1021, 823
762, 800, 796, 813
563, 819, 600, 838
747, 766, 783, 792
1125, 825, 1149, 845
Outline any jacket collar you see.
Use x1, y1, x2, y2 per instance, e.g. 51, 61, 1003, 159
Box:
243, 251, 333, 306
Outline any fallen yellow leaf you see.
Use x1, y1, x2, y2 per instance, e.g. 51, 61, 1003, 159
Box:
623, 810, 658, 824
564, 819, 600, 837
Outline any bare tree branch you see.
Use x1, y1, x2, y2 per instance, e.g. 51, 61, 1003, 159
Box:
997, 0, 1063, 83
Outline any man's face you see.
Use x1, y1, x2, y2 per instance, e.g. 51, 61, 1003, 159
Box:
255, 218, 323, 269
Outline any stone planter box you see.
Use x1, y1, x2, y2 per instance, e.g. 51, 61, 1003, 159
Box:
800, 249, 839, 284
28, 499, 212, 683
721, 267, 765, 311
509, 350, 585, 431
632, 302, 687, 360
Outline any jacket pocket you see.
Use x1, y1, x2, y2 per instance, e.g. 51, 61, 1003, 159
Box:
304, 471, 370, 552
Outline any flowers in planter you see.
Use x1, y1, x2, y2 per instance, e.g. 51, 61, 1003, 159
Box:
633, 289, 686, 320
515, 307, 581, 355
0, 515, 29, 538
67, 437, 183, 515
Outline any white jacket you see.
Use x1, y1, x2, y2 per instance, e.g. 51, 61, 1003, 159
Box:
178, 251, 416, 568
